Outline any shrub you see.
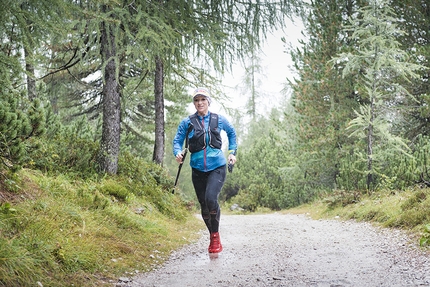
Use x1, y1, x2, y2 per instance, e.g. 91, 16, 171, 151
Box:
28, 135, 99, 178
99, 180, 131, 202
420, 224, 430, 247
323, 189, 362, 208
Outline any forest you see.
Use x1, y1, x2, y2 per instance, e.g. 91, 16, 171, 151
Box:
2, 0, 429, 209
0, 0, 429, 285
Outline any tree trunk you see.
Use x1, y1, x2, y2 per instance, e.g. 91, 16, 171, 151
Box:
24, 47, 36, 101
22, 2, 36, 101
251, 56, 256, 120
153, 56, 165, 165
99, 14, 121, 174
367, 86, 375, 191
367, 115, 373, 191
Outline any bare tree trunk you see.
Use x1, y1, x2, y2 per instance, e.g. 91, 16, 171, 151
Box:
153, 56, 165, 165
367, 118, 373, 191
24, 47, 36, 101
367, 89, 375, 191
99, 12, 121, 174
21, 1, 36, 102
251, 56, 256, 120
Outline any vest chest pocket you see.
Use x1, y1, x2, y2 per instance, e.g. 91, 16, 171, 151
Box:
188, 113, 222, 153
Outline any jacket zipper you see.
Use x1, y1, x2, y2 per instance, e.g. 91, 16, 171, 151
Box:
202, 117, 207, 171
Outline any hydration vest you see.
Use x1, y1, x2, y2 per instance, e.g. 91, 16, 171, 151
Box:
188, 113, 222, 153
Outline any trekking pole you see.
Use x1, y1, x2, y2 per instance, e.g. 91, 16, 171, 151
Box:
172, 125, 193, 194
172, 148, 188, 194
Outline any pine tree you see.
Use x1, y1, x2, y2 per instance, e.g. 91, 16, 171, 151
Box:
331, 0, 426, 190
54, 0, 293, 173
0, 83, 45, 171
389, 0, 430, 139
241, 51, 266, 121
289, 0, 361, 193
0, 0, 54, 171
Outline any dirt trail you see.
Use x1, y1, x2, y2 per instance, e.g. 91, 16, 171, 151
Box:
129, 213, 429, 287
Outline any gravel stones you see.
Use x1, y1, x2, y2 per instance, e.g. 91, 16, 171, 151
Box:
129, 213, 430, 287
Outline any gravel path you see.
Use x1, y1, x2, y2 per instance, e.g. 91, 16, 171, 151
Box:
128, 213, 430, 287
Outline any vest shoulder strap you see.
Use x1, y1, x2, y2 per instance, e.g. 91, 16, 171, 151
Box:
188, 113, 218, 130
209, 113, 218, 130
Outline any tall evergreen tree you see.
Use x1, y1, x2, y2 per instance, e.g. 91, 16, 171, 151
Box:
51, 0, 294, 173
331, 0, 425, 190
153, 56, 165, 165
289, 0, 361, 192
2, 0, 295, 175
240, 52, 266, 121
390, 0, 430, 139
98, 4, 121, 174
0, 0, 65, 171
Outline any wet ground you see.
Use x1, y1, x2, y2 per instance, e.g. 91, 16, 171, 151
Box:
128, 213, 430, 287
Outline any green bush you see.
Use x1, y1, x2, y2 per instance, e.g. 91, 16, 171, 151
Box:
99, 180, 131, 202
420, 224, 430, 247
231, 184, 265, 212
260, 188, 283, 210
0, 91, 46, 172
400, 190, 427, 210
390, 189, 430, 228
323, 189, 362, 208
28, 135, 99, 178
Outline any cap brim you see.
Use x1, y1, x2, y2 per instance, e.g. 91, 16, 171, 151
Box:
193, 93, 209, 98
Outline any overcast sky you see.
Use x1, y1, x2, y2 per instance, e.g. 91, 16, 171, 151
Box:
185, 17, 305, 119
217, 17, 305, 116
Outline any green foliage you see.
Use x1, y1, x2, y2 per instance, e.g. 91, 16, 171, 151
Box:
224, 109, 304, 210
420, 224, 430, 247
0, 96, 46, 171
331, 0, 426, 191
28, 134, 99, 178
288, 0, 361, 203
26, 113, 100, 178
323, 189, 362, 209
0, 202, 17, 214
0, 0, 66, 173
409, 135, 430, 185
0, 165, 199, 286
99, 180, 131, 202
233, 184, 265, 212
284, 0, 429, 209
336, 134, 430, 192
336, 147, 368, 190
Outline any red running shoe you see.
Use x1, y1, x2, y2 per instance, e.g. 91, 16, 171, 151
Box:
208, 232, 223, 253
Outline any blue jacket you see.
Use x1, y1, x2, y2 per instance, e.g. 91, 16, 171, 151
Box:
173, 111, 237, 172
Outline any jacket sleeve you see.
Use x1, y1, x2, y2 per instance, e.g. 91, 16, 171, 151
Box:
219, 115, 237, 154
173, 118, 189, 156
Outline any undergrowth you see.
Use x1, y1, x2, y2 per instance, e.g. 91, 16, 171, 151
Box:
0, 158, 203, 286
289, 186, 430, 248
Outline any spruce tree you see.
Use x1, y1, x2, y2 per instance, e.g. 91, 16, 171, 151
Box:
47, 0, 294, 173
331, 0, 426, 190
289, 0, 361, 193
390, 0, 430, 139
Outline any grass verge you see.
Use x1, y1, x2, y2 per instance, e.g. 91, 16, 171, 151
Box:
0, 168, 204, 287
286, 186, 430, 247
